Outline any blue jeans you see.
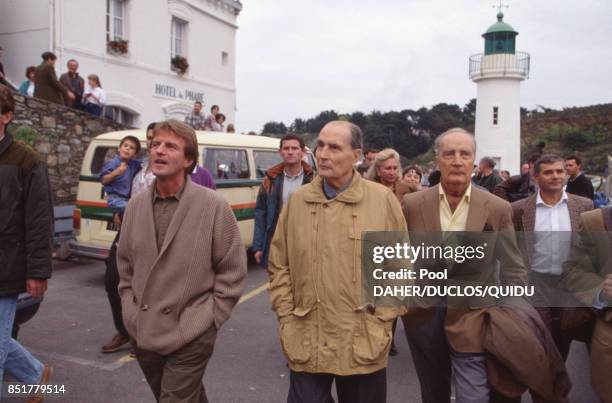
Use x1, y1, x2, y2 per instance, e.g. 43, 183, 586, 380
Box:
107, 194, 129, 215
0, 295, 44, 398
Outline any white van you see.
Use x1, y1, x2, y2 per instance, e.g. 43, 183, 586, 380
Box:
69, 130, 309, 259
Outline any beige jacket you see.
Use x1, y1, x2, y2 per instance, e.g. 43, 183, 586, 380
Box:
561, 208, 612, 402
268, 172, 407, 375
401, 185, 528, 353
117, 178, 247, 355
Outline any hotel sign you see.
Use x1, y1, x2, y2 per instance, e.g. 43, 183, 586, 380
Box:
154, 83, 204, 102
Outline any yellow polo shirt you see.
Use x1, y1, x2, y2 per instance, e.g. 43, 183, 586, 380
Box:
439, 183, 472, 231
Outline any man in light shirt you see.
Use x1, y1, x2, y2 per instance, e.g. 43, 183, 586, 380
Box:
401, 128, 527, 403
512, 155, 594, 361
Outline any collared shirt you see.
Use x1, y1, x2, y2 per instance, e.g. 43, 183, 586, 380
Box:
152, 182, 185, 251
282, 168, 304, 205
184, 111, 207, 130
83, 86, 106, 106
67, 72, 83, 95
531, 191, 571, 275
132, 157, 156, 196
99, 155, 142, 198
323, 176, 352, 200
567, 172, 583, 184
439, 184, 472, 232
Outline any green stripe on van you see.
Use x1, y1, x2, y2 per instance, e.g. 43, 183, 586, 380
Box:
77, 204, 254, 222
80, 175, 100, 182
210, 179, 262, 188
78, 205, 114, 221
233, 207, 255, 221
79, 175, 262, 188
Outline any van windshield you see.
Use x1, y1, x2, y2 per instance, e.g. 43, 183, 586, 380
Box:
253, 150, 282, 178
203, 148, 250, 180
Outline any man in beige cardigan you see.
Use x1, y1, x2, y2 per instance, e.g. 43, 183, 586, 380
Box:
117, 120, 247, 403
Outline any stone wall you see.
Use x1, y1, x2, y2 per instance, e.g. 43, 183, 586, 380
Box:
9, 92, 129, 205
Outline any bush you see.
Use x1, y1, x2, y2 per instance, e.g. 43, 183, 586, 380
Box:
8, 125, 38, 147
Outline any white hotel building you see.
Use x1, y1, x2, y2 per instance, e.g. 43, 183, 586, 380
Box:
0, 0, 242, 127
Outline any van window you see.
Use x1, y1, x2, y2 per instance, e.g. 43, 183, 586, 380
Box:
90, 145, 147, 175
91, 146, 118, 175
203, 148, 250, 180
253, 150, 282, 178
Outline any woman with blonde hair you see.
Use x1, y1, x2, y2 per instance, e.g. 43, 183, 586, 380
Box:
366, 147, 409, 356
82, 74, 106, 117
366, 148, 411, 201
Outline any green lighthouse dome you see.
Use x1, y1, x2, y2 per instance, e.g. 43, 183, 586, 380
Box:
483, 12, 518, 55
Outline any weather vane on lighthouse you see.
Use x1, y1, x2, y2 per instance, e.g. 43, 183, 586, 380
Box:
493, 1, 509, 13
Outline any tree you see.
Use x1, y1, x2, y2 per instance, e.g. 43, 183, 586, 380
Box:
290, 118, 307, 134
261, 121, 287, 135
306, 110, 339, 133
462, 98, 476, 128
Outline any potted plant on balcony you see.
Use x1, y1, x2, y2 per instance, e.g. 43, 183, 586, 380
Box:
107, 39, 129, 55
171, 55, 189, 74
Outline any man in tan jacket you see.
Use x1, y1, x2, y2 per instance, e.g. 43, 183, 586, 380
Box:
117, 120, 246, 403
562, 207, 612, 402
401, 128, 527, 403
268, 121, 406, 402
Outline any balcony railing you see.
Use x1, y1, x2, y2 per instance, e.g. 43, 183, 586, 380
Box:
469, 51, 530, 80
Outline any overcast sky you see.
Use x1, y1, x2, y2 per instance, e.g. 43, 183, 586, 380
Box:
235, 0, 612, 133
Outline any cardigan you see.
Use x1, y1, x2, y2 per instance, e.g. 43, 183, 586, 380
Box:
117, 177, 247, 354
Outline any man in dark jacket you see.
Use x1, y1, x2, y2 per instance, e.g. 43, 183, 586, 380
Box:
472, 156, 503, 192
34, 51, 74, 105
493, 153, 540, 202
59, 59, 84, 110
565, 155, 594, 200
253, 134, 313, 268
0, 85, 54, 400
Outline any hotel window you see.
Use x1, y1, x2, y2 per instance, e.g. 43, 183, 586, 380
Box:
493, 106, 499, 125
103, 106, 136, 127
106, 0, 126, 41
222, 51, 229, 66
171, 18, 188, 58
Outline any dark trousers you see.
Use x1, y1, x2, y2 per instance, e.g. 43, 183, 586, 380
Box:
287, 368, 386, 403
105, 233, 128, 338
401, 307, 451, 403
536, 307, 594, 360
85, 102, 102, 116
134, 326, 217, 403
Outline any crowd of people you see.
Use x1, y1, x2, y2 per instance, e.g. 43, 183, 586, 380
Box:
7, 49, 107, 117
1, 78, 611, 402
252, 128, 609, 403
183, 101, 235, 133
2, 49, 239, 129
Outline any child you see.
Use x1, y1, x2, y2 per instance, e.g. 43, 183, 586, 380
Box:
100, 135, 142, 215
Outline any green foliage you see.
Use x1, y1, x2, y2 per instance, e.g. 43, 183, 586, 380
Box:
263, 100, 477, 160
263, 102, 612, 175
536, 124, 610, 152
7, 125, 38, 147
527, 122, 612, 175
262, 121, 287, 135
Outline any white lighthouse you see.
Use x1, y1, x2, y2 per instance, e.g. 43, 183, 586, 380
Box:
470, 11, 530, 175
